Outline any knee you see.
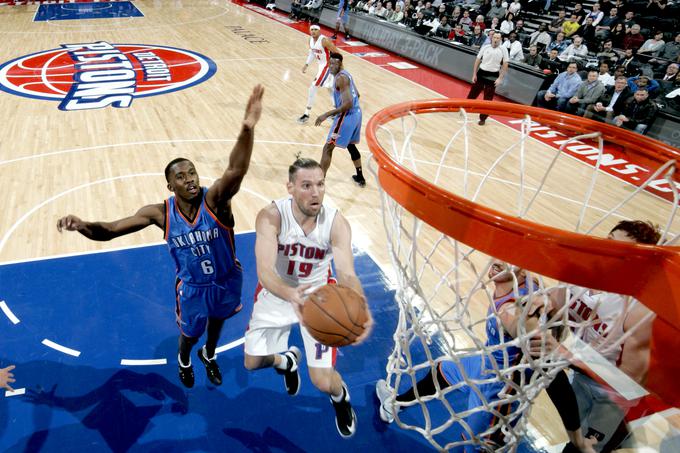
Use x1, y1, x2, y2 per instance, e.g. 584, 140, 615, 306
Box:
243, 354, 263, 371
181, 334, 199, 346
309, 370, 334, 394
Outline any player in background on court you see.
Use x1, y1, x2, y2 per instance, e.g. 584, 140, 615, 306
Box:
314, 53, 366, 187
298, 24, 340, 125
1, 365, 16, 392
530, 220, 659, 452
332, 0, 351, 41
244, 157, 373, 438
56, 85, 264, 389
376, 261, 597, 452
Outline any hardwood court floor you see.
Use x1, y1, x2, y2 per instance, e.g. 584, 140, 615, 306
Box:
1, 1, 678, 451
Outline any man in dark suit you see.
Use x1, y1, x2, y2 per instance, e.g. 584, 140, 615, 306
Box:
583, 75, 631, 123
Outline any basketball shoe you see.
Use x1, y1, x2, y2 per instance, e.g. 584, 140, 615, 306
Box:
276, 346, 301, 396
352, 175, 366, 187
297, 114, 309, 124
375, 379, 395, 423
266, 3, 276, 10
331, 382, 357, 438
178, 356, 195, 388
198, 346, 222, 386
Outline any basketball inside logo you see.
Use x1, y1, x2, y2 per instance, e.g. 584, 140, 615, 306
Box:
0, 41, 217, 111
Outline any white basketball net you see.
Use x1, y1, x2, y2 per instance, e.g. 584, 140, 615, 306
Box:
368, 106, 680, 452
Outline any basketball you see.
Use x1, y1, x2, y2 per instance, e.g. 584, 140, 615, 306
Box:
302, 284, 369, 347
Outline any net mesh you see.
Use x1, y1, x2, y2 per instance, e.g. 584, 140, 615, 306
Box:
368, 104, 679, 452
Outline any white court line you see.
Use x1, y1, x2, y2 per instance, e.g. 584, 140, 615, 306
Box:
628, 407, 680, 429
42, 338, 81, 357
120, 358, 167, 366
5, 388, 26, 397
216, 337, 245, 354
0, 300, 20, 324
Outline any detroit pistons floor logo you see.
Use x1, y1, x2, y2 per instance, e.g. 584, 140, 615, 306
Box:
0, 41, 217, 111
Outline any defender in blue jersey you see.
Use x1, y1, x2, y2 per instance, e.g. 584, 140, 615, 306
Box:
332, 0, 351, 41
314, 52, 366, 187
57, 85, 265, 389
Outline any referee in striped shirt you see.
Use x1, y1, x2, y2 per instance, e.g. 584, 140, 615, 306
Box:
467, 31, 509, 125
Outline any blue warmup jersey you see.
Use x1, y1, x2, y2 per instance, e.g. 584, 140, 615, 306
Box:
165, 187, 240, 285
327, 69, 362, 148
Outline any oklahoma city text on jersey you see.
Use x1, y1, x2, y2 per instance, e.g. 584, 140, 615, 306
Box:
60, 41, 171, 111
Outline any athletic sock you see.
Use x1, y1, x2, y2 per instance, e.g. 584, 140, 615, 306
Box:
274, 354, 290, 371
331, 385, 346, 403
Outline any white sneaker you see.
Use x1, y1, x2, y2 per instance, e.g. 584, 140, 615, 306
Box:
375, 379, 395, 423
266, 3, 276, 10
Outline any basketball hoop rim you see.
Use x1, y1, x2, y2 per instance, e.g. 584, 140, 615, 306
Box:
366, 99, 680, 326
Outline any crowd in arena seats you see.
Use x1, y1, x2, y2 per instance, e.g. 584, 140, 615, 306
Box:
312, 0, 680, 135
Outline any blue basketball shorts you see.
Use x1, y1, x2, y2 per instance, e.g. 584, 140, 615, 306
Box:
174, 269, 243, 338
337, 9, 348, 24
326, 109, 361, 148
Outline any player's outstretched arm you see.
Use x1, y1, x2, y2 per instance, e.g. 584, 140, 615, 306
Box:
0, 365, 16, 392
619, 302, 655, 384
207, 84, 265, 208
56, 203, 165, 241
322, 36, 340, 54
330, 212, 373, 342
255, 204, 310, 306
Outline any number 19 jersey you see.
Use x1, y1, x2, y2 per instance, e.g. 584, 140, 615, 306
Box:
165, 188, 240, 286
274, 197, 336, 288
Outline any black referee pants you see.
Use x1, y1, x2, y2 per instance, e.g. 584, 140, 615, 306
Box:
467, 70, 499, 121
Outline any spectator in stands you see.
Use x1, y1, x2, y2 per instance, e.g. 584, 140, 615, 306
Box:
548, 10, 567, 34
617, 48, 641, 76
514, 20, 528, 42
541, 48, 564, 72
371, 1, 387, 17
529, 23, 552, 49
562, 14, 581, 38
383, 2, 395, 20
599, 0, 615, 15
489, 16, 501, 32
470, 25, 488, 48
488, 0, 506, 21
571, 3, 587, 23
622, 24, 644, 51
500, 12, 515, 36
503, 32, 524, 61
565, 69, 606, 115
644, 0, 667, 20
559, 35, 589, 64
547, 31, 570, 54
627, 75, 660, 95
622, 10, 636, 32
290, 0, 303, 20
612, 87, 656, 133
434, 16, 452, 38
536, 61, 583, 111
473, 14, 487, 31
637, 31, 665, 57
449, 23, 467, 43
579, 17, 598, 46
300, 0, 323, 23
650, 33, 680, 68
597, 40, 618, 65
584, 76, 631, 122
460, 10, 473, 31
479, 0, 492, 18
595, 7, 620, 40
450, 5, 462, 23
609, 23, 626, 49
508, 0, 522, 16
583, 2, 604, 26
598, 61, 616, 85
388, 3, 404, 22
523, 45, 543, 67
658, 63, 679, 83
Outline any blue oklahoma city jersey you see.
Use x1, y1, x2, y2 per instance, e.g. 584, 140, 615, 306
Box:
486, 281, 535, 366
333, 69, 360, 112
165, 188, 240, 285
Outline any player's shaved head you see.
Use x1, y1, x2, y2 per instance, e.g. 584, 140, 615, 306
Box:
165, 157, 193, 181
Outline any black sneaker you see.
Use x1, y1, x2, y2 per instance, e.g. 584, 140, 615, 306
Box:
331, 383, 357, 438
331, 34, 337, 40
297, 114, 309, 124
198, 346, 222, 386
275, 346, 301, 396
178, 360, 194, 388
351, 175, 366, 187
345, 34, 351, 40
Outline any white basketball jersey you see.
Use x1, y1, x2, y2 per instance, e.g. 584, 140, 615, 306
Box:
274, 197, 337, 288
568, 286, 634, 365
310, 35, 329, 67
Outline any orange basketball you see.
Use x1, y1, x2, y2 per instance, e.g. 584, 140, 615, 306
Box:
302, 284, 369, 347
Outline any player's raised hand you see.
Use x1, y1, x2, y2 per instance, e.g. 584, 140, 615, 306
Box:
0, 365, 16, 392
57, 215, 84, 233
243, 84, 265, 130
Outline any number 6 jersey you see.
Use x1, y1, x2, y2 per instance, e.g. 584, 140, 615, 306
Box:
165, 187, 241, 285
274, 197, 336, 288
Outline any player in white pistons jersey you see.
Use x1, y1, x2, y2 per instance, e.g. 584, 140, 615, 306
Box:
244, 158, 372, 438
297, 24, 339, 124
534, 220, 659, 451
